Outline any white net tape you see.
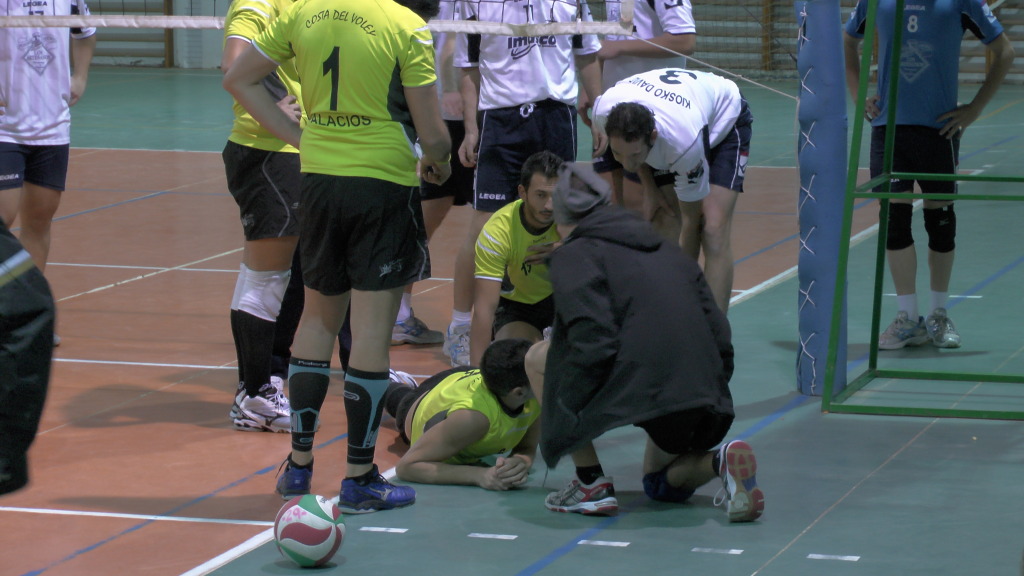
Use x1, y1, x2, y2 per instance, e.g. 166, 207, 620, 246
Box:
0, 0, 634, 35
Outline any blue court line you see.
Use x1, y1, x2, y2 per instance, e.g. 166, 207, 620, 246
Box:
18, 432, 350, 576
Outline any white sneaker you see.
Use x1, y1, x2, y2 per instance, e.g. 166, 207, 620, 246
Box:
443, 323, 471, 367
389, 369, 418, 388
233, 381, 290, 432
714, 440, 764, 522
925, 308, 961, 348
878, 311, 929, 350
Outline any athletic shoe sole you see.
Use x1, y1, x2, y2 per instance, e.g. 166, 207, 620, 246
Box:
545, 497, 619, 516
722, 441, 765, 522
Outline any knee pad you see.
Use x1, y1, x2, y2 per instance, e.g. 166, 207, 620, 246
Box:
642, 469, 696, 503
923, 205, 956, 253
885, 202, 914, 251
234, 265, 290, 321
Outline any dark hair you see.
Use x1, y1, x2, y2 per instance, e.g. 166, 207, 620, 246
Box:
519, 150, 564, 190
604, 102, 656, 146
393, 0, 441, 19
479, 338, 532, 397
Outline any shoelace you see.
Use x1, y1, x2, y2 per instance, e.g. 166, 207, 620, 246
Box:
712, 487, 729, 507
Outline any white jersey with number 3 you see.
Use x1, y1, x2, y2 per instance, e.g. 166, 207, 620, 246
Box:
593, 68, 741, 202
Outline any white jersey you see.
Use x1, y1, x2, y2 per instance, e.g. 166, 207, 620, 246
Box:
0, 0, 97, 145
601, 0, 695, 90
454, 0, 601, 110
594, 68, 741, 202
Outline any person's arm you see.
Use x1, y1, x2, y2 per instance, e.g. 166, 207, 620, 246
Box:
458, 67, 481, 167
406, 83, 453, 184
574, 52, 607, 156
223, 46, 302, 148
69, 33, 97, 107
470, 278, 502, 366
222, 37, 301, 124
597, 32, 695, 62
396, 409, 512, 489
438, 34, 464, 119
936, 33, 1015, 139
490, 418, 538, 488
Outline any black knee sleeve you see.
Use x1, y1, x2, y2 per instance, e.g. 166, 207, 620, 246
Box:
885, 203, 915, 251
923, 205, 956, 253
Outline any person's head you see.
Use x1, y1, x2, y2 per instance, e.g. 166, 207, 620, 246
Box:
552, 162, 612, 237
393, 0, 441, 20
604, 102, 659, 173
479, 338, 533, 401
516, 150, 562, 229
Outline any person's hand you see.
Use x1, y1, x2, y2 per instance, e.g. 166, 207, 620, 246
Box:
479, 456, 530, 490
276, 94, 302, 124
862, 94, 881, 122
441, 91, 463, 120
591, 124, 608, 158
69, 76, 87, 107
578, 92, 594, 128
525, 240, 560, 265
459, 132, 479, 168
937, 102, 977, 140
418, 157, 452, 186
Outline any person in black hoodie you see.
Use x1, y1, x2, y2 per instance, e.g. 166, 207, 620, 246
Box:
528, 162, 763, 522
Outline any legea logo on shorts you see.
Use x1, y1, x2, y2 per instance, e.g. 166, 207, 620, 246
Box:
0, 173, 20, 181
478, 193, 505, 200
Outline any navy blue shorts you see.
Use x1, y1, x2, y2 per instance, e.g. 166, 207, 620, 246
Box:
222, 141, 301, 240
299, 174, 430, 295
474, 100, 577, 212
870, 125, 959, 195
0, 143, 70, 192
421, 120, 474, 206
592, 146, 642, 184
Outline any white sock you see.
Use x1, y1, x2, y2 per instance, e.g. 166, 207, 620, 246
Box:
397, 292, 413, 322
897, 294, 918, 320
930, 291, 948, 313
450, 310, 471, 326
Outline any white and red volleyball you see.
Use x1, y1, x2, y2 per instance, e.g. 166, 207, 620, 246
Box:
274, 495, 346, 568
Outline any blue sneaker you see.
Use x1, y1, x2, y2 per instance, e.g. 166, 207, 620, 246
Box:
391, 311, 443, 345
338, 465, 416, 514
275, 457, 312, 500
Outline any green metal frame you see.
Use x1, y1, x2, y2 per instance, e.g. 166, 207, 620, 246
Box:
821, 0, 1024, 420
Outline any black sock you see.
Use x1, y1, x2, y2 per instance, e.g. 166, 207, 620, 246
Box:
576, 465, 605, 485
344, 367, 388, 466
383, 380, 414, 419
348, 464, 380, 484
288, 455, 312, 471
232, 309, 276, 397
288, 358, 331, 453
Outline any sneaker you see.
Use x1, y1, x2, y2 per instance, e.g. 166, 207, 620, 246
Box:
925, 308, 961, 349
878, 311, 929, 350
338, 465, 416, 514
53, 333, 61, 347
715, 440, 764, 523
275, 457, 312, 500
389, 369, 418, 388
443, 323, 471, 367
230, 376, 285, 420
392, 311, 444, 345
233, 381, 290, 433
544, 477, 619, 516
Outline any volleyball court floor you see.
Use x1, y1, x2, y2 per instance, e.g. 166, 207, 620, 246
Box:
1, 68, 1022, 576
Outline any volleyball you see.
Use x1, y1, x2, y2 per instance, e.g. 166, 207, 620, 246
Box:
274, 495, 346, 568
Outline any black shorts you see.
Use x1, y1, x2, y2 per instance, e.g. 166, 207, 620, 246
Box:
870, 125, 959, 195
474, 100, 577, 212
421, 120, 474, 206
635, 406, 733, 455
299, 174, 430, 295
222, 141, 301, 240
493, 295, 554, 335
0, 142, 70, 192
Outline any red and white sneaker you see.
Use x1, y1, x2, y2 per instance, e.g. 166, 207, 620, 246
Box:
715, 440, 765, 522
545, 477, 618, 516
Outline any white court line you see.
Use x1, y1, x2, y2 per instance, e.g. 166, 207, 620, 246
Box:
56, 249, 243, 303
359, 527, 409, 534
578, 539, 630, 547
178, 468, 401, 576
0, 506, 272, 527
692, 547, 744, 555
468, 533, 517, 540
807, 553, 860, 562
